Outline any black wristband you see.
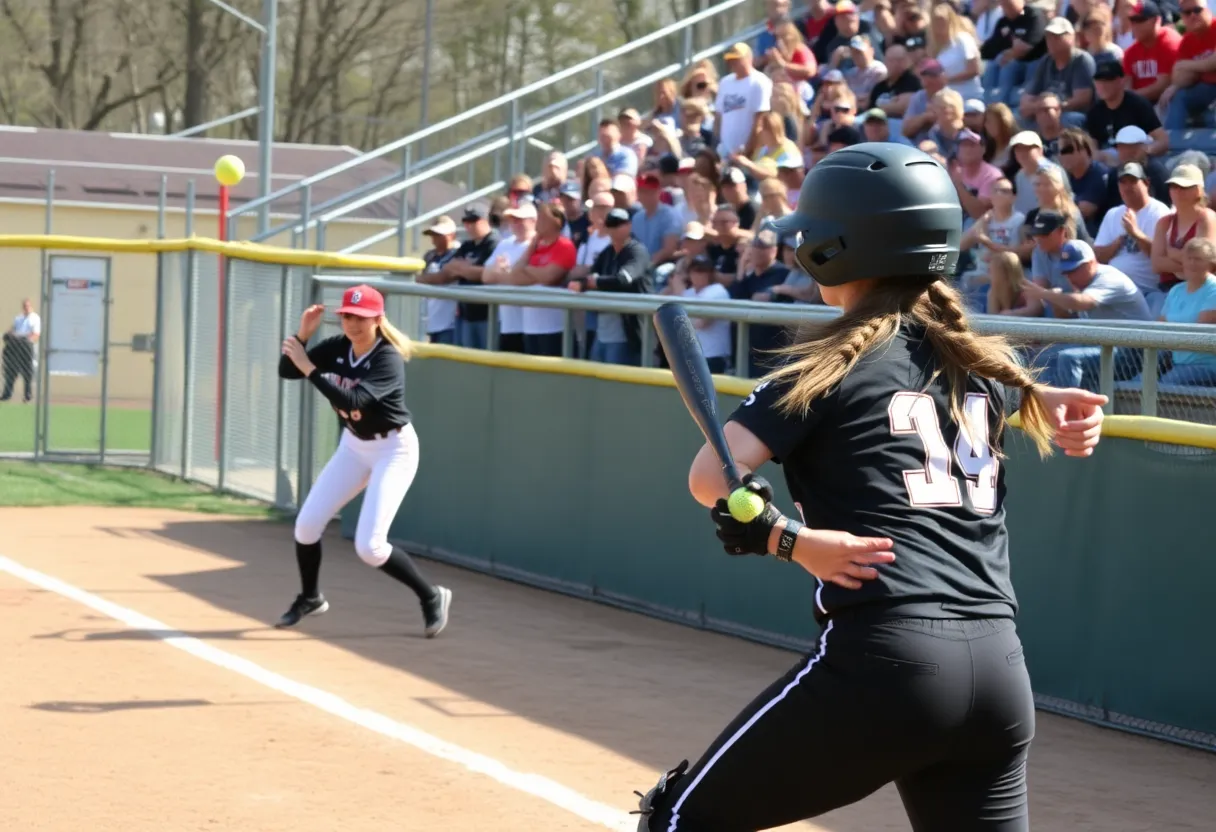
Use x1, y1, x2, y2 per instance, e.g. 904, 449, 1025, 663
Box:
295, 334, 308, 345
775, 518, 803, 562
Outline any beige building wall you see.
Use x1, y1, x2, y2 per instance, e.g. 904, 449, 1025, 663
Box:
0, 200, 423, 406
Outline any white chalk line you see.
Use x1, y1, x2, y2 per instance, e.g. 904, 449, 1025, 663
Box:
0, 554, 636, 831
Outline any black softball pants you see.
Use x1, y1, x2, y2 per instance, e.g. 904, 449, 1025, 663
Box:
641, 613, 1035, 832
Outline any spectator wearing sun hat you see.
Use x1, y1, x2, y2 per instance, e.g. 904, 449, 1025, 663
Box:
414, 216, 461, 345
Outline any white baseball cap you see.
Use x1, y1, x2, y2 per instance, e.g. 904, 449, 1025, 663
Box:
1114, 125, 1150, 145
1009, 130, 1043, 149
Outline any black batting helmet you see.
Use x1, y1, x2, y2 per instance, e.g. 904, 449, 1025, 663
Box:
768, 143, 962, 287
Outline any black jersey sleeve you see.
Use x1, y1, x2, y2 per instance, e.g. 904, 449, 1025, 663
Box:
727, 376, 835, 464
306, 346, 404, 411
278, 335, 341, 380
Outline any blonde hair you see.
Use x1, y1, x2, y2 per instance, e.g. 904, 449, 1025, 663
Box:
764, 278, 1054, 458
1183, 236, 1216, 264
933, 88, 964, 121
987, 251, 1026, 314
1035, 166, 1080, 237
680, 60, 719, 100
378, 316, 412, 360
927, 3, 977, 56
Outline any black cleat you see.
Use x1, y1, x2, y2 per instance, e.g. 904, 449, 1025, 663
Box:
422, 586, 451, 638
276, 593, 328, 628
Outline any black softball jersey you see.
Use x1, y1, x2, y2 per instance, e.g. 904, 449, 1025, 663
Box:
729, 321, 1017, 622
279, 334, 411, 440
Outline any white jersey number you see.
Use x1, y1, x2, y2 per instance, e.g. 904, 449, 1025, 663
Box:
887, 392, 998, 514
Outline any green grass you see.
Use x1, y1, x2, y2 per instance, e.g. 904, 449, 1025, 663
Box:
0, 401, 152, 454
0, 460, 284, 517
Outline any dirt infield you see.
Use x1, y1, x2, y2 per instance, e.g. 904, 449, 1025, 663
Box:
2, 507, 1214, 831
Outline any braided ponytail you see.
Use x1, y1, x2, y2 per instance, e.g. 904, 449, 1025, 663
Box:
766, 277, 1054, 458
915, 280, 1054, 457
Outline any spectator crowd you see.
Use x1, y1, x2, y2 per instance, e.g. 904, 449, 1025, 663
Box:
416, 0, 1216, 390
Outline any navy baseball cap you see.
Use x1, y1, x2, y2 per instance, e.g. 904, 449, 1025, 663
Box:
462, 205, 486, 221
1059, 240, 1096, 273
558, 180, 582, 198
1129, 0, 1162, 20
689, 254, 714, 271
1093, 58, 1125, 81
605, 207, 632, 228
1028, 210, 1067, 236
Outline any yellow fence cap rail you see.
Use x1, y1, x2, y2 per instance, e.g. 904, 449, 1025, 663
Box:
414, 343, 1216, 450
0, 234, 425, 273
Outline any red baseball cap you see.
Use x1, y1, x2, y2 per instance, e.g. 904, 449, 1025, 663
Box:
336, 284, 384, 318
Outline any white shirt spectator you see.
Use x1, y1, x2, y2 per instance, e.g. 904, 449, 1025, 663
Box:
13, 311, 40, 339
682, 283, 732, 358
936, 33, 983, 100
1094, 198, 1171, 295
714, 71, 773, 157
488, 236, 531, 335
577, 231, 612, 267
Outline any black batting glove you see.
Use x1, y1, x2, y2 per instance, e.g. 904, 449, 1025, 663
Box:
740, 473, 773, 503
711, 500, 783, 556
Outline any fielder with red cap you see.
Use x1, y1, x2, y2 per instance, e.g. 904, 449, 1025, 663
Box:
278, 283, 452, 637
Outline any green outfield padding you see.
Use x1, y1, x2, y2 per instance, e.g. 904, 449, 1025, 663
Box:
339, 358, 1216, 745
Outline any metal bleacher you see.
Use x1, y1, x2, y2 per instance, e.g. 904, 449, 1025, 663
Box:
223, 0, 763, 257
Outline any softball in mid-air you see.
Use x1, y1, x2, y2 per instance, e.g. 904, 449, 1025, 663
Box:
214, 154, 245, 187
727, 487, 765, 523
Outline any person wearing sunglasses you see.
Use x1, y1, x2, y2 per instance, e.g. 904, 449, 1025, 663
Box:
1160, 0, 1216, 128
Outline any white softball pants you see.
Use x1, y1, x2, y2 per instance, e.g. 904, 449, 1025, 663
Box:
293, 423, 420, 567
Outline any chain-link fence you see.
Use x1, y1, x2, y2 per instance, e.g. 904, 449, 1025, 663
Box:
149, 255, 414, 509
1, 251, 157, 464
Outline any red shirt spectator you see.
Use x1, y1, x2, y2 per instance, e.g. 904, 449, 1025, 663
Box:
1123, 21, 1182, 91
529, 235, 577, 271
1177, 14, 1216, 85
804, 0, 835, 43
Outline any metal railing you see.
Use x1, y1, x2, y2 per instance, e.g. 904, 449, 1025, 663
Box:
313, 274, 1216, 423
224, 0, 764, 252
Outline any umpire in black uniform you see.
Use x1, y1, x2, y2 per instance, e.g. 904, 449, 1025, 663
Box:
633, 143, 1108, 831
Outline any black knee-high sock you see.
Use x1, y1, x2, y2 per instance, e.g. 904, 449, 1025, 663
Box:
296, 541, 322, 599
379, 546, 436, 601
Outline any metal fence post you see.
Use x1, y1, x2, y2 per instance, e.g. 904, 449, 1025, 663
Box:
181, 181, 197, 481
274, 265, 292, 508
150, 176, 168, 468
507, 99, 519, 178
734, 322, 750, 378
398, 147, 411, 258
299, 184, 312, 251
1099, 344, 1115, 415
99, 259, 113, 466
217, 256, 234, 491
36, 169, 56, 459
591, 68, 605, 137
296, 277, 324, 504
1142, 347, 1159, 417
